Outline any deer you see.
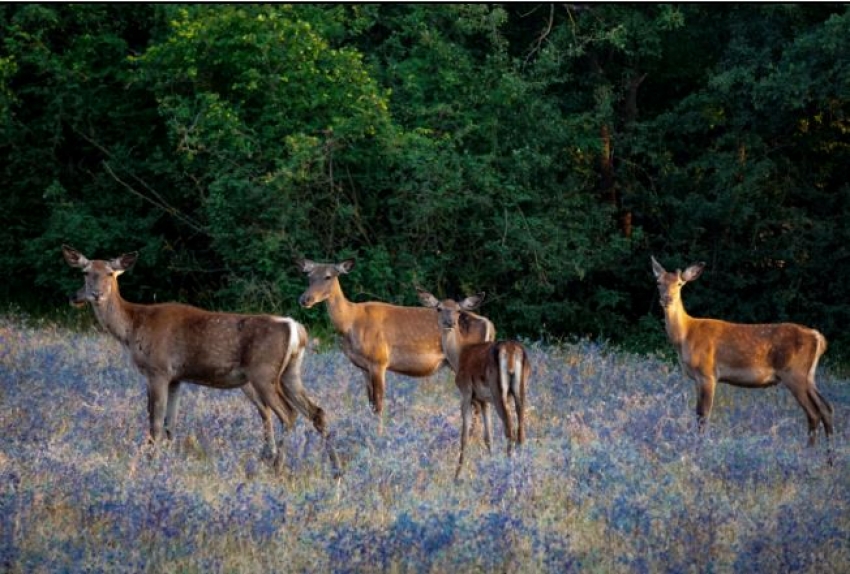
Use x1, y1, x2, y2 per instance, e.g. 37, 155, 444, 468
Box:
651, 256, 833, 456
296, 258, 495, 432
417, 289, 530, 480
62, 245, 340, 476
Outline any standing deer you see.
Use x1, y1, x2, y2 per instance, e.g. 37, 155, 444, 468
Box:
63, 245, 340, 476
296, 258, 495, 431
417, 289, 530, 480
651, 256, 833, 452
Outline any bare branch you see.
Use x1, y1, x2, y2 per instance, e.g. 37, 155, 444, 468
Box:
102, 161, 207, 235
525, 3, 556, 64
70, 124, 208, 236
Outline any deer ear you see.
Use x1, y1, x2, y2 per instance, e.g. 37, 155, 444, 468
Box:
651, 256, 666, 279
416, 288, 439, 308
296, 258, 316, 273
337, 259, 356, 274
460, 292, 484, 311
682, 262, 706, 282
62, 245, 90, 270
110, 252, 138, 275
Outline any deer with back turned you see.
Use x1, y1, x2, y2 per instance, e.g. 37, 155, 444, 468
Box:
63, 245, 340, 476
417, 289, 529, 480
651, 256, 833, 456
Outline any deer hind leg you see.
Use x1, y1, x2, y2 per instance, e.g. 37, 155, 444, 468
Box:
477, 400, 492, 454
810, 387, 836, 466
244, 382, 279, 461
279, 351, 342, 477
808, 386, 835, 466
496, 348, 516, 455
469, 402, 482, 442
493, 395, 514, 457
255, 383, 296, 473
240, 384, 276, 460
808, 332, 834, 443
808, 387, 834, 440
513, 352, 529, 447
280, 349, 325, 434
787, 379, 826, 447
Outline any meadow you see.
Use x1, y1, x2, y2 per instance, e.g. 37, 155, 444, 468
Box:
1, 316, 848, 573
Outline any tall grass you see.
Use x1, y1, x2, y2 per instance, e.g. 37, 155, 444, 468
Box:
1, 317, 847, 573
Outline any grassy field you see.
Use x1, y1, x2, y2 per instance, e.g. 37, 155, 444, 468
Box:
1, 317, 848, 573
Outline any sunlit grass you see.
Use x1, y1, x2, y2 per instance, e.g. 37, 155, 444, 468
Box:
1, 318, 847, 573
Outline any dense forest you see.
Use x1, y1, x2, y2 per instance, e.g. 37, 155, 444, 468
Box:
2, 4, 849, 355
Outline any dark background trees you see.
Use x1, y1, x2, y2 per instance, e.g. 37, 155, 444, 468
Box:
2, 4, 848, 357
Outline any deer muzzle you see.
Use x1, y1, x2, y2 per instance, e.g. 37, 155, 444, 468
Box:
298, 293, 314, 308
69, 289, 88, 308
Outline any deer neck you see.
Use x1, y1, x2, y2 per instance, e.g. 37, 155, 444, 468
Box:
91, 284, 135, 347
662, 296, 691, 347
440, 328, 465, 373
323, 280, 357, 333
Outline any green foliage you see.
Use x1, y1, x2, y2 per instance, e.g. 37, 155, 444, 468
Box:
132, 4, 395, 312
1, 4, 849, 356
633, 4, 850, 354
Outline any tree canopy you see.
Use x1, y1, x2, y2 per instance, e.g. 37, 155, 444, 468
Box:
2, 4, 848, 356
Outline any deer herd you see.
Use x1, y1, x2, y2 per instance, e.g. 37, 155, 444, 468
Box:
61, 245, 836, 479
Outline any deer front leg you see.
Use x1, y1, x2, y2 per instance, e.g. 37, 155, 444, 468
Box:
455, 394, 474, 481
164, 381, 182, 440
368, 365, 386, 415
694, 374, 716, 434
366, 365, 388, 435
146, 377, 170, 443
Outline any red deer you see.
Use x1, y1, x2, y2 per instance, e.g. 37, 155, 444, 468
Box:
651, 256, 833, 453
296, 258, 494, 431
417, 289, 529, 479
63, 245, 340, 476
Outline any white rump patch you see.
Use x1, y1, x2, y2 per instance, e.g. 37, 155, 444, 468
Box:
809, 330, 826, 383
498, 347, 510, 399
272, 316, 301, 363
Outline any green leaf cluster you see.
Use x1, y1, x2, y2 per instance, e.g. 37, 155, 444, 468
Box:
2, 4, 849, 357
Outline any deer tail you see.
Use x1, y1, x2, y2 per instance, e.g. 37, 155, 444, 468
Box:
806, 330, 827, 385
494, 342, 526, 400
272, 316, 304, 367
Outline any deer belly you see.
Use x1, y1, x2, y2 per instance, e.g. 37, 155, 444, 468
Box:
473, 383, 494, 402
390, 352, 445, 377
181, 365, 249, 389
717, 366, 777, 387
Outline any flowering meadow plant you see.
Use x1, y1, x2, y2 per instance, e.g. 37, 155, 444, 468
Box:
1, 319, 847, 572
